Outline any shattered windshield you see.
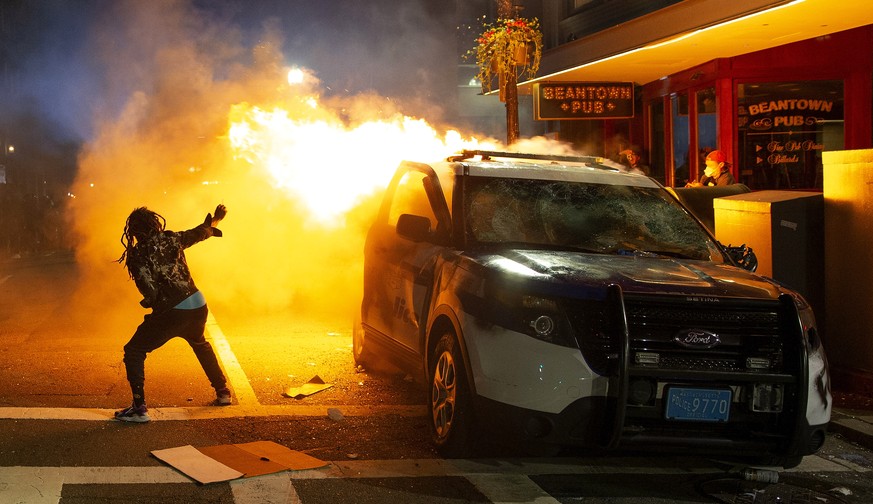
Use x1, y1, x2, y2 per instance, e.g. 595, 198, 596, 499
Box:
465, 176, 723, 261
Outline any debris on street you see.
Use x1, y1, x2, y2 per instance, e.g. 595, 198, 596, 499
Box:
282, 375, 333, 399
152, 441, 327, 484
327, 408, 344, 421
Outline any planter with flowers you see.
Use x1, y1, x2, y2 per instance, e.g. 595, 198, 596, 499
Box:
471, 17, 543, 94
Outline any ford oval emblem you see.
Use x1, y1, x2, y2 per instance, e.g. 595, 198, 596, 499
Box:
674, 329, 720, 349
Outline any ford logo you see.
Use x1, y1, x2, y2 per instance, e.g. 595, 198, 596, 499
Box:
674, 329, 720, 349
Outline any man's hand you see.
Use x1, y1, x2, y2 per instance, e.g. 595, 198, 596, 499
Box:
204, 204, 228, 227
212, 204, 227, 224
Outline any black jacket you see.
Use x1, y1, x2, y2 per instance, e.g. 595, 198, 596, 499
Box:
126, 223, 220, 313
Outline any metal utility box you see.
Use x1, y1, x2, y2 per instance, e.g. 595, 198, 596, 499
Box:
713, 191, 824, 314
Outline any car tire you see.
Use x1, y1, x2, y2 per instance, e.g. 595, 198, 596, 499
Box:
428, 331, 475, 458
352, 316, 373, 367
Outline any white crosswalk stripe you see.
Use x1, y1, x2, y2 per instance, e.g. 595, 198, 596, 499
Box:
465, 473, 561, 504
0, 453, 860, 503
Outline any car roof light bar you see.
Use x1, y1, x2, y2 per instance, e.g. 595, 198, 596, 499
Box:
448, 150, 616, 170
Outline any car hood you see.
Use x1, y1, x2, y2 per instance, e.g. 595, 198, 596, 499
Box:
472, 249, 784, 300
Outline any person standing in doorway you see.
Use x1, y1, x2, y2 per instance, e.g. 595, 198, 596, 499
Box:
114, 204, 232, 422
687, 149, 736, 187
618, 147, 650, 175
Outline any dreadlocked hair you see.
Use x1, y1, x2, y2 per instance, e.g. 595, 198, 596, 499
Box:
117, 207, 166, 277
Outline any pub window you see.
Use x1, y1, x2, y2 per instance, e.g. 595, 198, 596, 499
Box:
649, 99, 665, 185
696, 86, 717, 169
737, 80, 843, 190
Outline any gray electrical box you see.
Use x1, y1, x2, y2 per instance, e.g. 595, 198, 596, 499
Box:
713, 190, 824, 316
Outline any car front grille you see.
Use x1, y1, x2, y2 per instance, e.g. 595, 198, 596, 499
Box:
623, 295, 785, 374
565, 292, 791, 376
566, 291, 805, 452
656, 356, 740, 371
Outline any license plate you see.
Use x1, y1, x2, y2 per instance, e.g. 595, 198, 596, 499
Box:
665, 387, 731, 422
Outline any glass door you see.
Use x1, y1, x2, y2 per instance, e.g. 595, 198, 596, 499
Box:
671, 93, 690, 186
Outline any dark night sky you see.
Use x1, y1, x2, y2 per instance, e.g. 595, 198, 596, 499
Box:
1, 0, 487, 146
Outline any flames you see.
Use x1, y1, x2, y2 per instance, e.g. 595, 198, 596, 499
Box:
226, 70, 494, 225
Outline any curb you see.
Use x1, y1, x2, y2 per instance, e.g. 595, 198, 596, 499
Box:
829, 409, 873, 451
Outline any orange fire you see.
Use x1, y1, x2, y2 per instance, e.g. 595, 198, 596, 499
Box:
226, 71, 494, 225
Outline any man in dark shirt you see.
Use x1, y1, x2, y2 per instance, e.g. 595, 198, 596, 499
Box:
114, 204, 231, 422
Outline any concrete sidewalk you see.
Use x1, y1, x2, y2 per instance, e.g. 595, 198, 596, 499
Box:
829, 408, 873, 451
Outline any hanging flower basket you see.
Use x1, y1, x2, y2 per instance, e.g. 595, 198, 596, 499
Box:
490, 44, 530, 72
470, 17, 543, 93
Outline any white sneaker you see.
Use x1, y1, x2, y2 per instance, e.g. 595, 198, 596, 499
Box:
114, 403, 150, 423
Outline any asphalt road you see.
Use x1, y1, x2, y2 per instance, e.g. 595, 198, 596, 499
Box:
2, 251, 872, 503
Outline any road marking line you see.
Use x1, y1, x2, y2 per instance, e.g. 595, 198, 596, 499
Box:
0, 456, 858, 503
206, 312, 259, 406
317, 456, 859, 478
231, 472, 300, 504
465, 473, 561, 504
0, 311, 429, 421
0, 454, 855, 483
0, 466, 188, 504
0, 404, 427, 421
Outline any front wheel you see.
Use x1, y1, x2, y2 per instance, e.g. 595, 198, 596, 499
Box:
428, 331, 475, 457
352, 316, 373, 367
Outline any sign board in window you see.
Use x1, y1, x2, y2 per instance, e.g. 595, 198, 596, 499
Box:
533, 82, 635, 120
737, 80, 843, 190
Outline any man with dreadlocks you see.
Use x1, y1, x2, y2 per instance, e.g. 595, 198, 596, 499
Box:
114, 204, 231, 422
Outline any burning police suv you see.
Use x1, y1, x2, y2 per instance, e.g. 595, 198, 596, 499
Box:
356, 150, 830, 468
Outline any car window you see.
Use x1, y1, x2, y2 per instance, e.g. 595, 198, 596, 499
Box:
388, 170, 438, 231
465, 176, 723, 261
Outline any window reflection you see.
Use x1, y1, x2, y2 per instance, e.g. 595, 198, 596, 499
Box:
737, 81, 843, 190
696, 86, 717, 179
672, 93, 689, 187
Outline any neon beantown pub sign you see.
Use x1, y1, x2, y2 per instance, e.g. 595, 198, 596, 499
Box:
533, 82, 635, 120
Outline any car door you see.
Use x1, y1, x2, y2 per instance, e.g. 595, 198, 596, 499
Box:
363, 162, 451, 355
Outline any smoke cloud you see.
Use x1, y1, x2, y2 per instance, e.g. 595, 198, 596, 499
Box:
32, 0, 592, 339
63, 0, 496, 329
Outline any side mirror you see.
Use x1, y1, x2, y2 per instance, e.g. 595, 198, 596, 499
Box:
396, 214, 432, 242
722, 243, 758, 272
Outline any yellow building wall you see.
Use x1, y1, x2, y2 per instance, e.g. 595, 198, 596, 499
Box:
822, 149, 873, 388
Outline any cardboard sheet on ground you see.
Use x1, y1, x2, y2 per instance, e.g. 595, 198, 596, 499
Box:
151, 445, 244, 484
201, 441, 329, 474
152, 441, 328, 484
283, 375, 333, 398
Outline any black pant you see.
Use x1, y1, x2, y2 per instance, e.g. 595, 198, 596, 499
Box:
123, 305, 227, 404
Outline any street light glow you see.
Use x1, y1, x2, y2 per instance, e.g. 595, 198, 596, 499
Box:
287, 68, 305, 85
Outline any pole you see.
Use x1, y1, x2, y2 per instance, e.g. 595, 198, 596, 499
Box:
504, 68, 519, 145
498, 0, 520, 145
